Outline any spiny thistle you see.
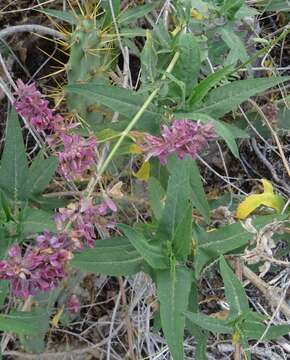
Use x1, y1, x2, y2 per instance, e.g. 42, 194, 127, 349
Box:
65, 4, 116, 124
142, 119, 216, 164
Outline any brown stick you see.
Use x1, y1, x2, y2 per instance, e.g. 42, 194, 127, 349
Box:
118, 277, 136, 360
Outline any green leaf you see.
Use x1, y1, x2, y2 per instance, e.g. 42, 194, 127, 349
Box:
185, 312, 233, 334
148, 177, 165, 221
71, 237, 145, 276
157, 156, 192, 260
118, 3, 160, 24
189, 160, 210, 223
189, 65, 234, 105
38, 9, 77, 24
118, 224, 169, 269
0, 309, 49, 336
101, 0, 120, 28
140, 30, 158, 84
171, 33, 200, 96
21, 208, 56, 235
186, 280, 208, 360
195, 76, 290, 118
172, 202, 193, 261
156, 267, 192, 360
194, 215, 278, 278
220, 257, 249, 320
0, 228, 11, 259
0, 109, 29, 201
242, 320, 290, 340
259, 0, 290, 12
66, 83, 161, 132
25, 154, 58, 197
0, 281, 8, 308
218, 27, 248, 66
220, 0, 244, 19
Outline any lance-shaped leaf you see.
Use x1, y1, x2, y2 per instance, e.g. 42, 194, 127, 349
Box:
236, 179, 284, 219
119, 2, 161, 24
156, 267, 192, 360
156, 156, 192, 260
189, 160, 210, 223
0, 309, 49, 336
189, 65, 234, 105
66, 83, 161, 133
71, 237, 145, 276
241, 319, 290, 340
118, 224, 169, 269
21, 208, 56, 235
194, 215, 281, 278
38, 9, 77, 24
195, 76, 290, 118
0, 109, 29, 201
25, 153, 58, 197
171, 33, 200, 96
219, 257, 249, 320
148, 177, 165, 221
185, 312, 233, 334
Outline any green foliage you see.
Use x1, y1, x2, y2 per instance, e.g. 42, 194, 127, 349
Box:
4, 1, 290, 358
186, 256, 290, 357
156, 267, 192, 360
0, 109, 29, 202
193, 76, 290, 118
0, 110, 58, 203
170, 33, 201, 97
118, 224, 169, 269
0, 309, 49, 336
219, 257, 249, 320
71, 237, 145, 276
194, 215, 282, 278
66, 83, 161, 133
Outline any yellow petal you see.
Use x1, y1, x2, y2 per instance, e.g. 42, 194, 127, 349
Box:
191, 9, 204, 20
232, 330, 241, 344
133, 161, 150, 181
261, 179, 273, 193
129, 144, 143, 154
236, 179, 284, 219
51, 305, 64, 328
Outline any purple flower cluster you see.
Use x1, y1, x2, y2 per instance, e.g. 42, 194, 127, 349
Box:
14, 80, 98, 180
57, 134, 97, 180
142, 119, 216, 165
67, 294, 80, 314
0, 231, 72, 298
14, 79, 64, 133
55, 198, 117, 249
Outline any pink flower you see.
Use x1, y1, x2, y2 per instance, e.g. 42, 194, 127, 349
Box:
14, 79, 64, 133
57, 134, 97, 180
142, 120, 216, 165
67, 294, 80, 314
0, 233, 72, 298
55, 198, 116, 249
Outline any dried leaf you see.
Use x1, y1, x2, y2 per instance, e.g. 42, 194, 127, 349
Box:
51, 305, 64, 328
236, 179, 284, 220
133, 161, 150, 181
129, 144, 143, 154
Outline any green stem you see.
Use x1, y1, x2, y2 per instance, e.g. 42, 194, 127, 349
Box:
86, 51, 180, 198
